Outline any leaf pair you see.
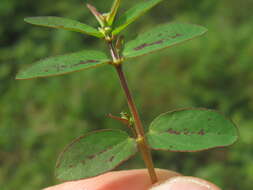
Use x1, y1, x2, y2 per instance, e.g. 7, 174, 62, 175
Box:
16, 23, 207, 79
24, 0, 163, 38
16, 0, 167, 79
56, 108, 238, 181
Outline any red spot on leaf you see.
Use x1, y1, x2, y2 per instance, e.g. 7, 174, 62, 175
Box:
167, 128, 181, 135
98, 146, 113, 155
151, 40, 164, 45
133, 33, 183, 51
73, 60, 99, 67
87, 155, 95, 159
79, 60, 99, 64
198, 129, 205, 136
134, 40, 164, 51
183, 128, 190, 135
68, 164, 74, 168
109, 156, 114, 162
171, 33, 182, 39
134, 43, 149, 50
166, 128, 205, 136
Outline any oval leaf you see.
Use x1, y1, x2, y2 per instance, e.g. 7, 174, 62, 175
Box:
147, 108, 238, 152
24, 16, 103, 38
112, 0, 164, 35
56, 130, 137, 181
16, 50, 110, 80
123, 23, 208, 59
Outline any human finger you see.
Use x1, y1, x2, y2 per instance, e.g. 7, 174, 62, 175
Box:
150, 176, 221, 190
44, 168, 180, 190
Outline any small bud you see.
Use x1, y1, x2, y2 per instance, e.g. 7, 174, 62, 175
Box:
108, 113, 130, 125
116, 35, 125, 51
86, 3, 105, 27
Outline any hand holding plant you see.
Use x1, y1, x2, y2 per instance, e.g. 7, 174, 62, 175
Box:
45, 169, 221, 190
17, 0, 238, 185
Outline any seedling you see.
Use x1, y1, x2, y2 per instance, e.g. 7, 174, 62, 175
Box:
16, 0, 238, 184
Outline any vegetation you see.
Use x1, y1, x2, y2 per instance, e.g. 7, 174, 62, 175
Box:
15, 0, 239, 183
0, 0, 252, 189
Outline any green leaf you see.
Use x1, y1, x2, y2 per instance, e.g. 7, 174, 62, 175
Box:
112, 0, 163, 35
16, 50, 110, 80
56, 130, 137, 181
147, 108, 238, 152
24, 16, 103, 38
123, 23, 208, 59
107, 0, 121, 25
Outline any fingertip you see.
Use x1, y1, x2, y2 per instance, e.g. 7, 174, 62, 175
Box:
150, 176, 221, 190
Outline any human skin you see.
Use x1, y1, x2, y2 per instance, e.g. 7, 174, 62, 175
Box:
44, 169, 221, 190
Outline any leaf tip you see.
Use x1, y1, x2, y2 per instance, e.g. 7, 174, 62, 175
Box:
15, 73, 24, 80
24, 17, 33, 24
202, 27, 208, 34
15, 71, 34, 80
196, 25, 208, 35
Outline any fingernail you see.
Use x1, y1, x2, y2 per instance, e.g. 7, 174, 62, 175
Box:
150, 177, 213, 190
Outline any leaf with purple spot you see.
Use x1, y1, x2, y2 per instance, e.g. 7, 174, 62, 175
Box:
16, 50, 110, 79
123, 23, 208, 59
147, 108, 238, 152
55, 130, 137, 181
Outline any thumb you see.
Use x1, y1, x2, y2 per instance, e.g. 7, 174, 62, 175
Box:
150, 176, 221, 190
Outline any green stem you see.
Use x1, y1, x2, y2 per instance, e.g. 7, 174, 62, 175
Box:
114, 64, 158, 184
106, 39, 158, 183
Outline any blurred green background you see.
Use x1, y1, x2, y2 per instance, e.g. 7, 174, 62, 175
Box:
1, 0, 253, 189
